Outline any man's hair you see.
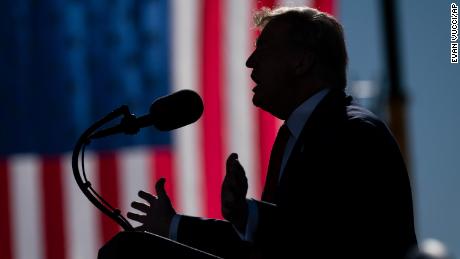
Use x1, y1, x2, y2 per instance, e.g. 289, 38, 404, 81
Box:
254, 7, 348, 90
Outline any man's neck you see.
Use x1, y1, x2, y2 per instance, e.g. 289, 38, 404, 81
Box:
284, 82, 328, 119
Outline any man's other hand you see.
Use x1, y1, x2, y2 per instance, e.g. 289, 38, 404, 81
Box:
127, 178, 176, 237
222, 153, 249, 233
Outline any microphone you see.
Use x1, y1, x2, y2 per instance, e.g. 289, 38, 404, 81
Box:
90, 90, 203, 139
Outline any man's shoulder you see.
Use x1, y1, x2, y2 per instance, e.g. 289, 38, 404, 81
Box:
308, 91, 391, 138
339, 103, 398, 146
345, 103, 387, 131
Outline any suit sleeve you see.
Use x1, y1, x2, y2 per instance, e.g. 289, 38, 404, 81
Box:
340, 118, 417, 258
176, 215, 250, 259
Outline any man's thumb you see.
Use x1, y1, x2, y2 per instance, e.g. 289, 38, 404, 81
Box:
155, 178, 168, 198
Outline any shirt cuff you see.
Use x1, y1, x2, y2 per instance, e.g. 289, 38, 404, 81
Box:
168, 214, 181, 241
245, 198, 259, 242
233, 199, 259, 242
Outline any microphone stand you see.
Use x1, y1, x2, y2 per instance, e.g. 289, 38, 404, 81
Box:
72, 105, 135, 231
73, 105, 224, 259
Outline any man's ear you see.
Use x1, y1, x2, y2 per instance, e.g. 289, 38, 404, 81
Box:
295, 51, 314, 76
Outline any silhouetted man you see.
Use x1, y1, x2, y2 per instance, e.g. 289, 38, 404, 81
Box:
127, 6, 417, 259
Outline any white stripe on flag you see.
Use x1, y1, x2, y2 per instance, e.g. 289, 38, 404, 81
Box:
171, 0, 205, 217
63, 153, 101, 259
118, 147, 153, 227
225, 0, 261, 199
278, 0, 313, 7
9, 155, 44, 259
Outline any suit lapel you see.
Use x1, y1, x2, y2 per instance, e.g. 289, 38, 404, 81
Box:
278, 90, 350, 186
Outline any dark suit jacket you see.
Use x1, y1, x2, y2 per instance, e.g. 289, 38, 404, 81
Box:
175, 90, 417, 259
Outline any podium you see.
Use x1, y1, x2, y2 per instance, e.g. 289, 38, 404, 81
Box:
98, 231, 222, 259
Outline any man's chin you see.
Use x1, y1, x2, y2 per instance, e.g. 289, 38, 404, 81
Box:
252, 96, 269, 112
252, 96, 285, 119
251, 95, 262, 108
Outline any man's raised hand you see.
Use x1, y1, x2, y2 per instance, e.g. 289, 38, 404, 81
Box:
127, 178, 176, 237
222, 153, 249, 233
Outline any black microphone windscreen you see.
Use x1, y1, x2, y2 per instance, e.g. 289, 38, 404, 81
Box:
150, 90, 204, 131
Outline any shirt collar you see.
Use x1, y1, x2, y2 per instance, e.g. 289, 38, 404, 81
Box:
285, 88, 330, 139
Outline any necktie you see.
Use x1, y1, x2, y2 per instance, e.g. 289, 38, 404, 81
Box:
262, 124, 291, 203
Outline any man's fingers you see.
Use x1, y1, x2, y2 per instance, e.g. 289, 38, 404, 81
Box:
127, 212, 146, 223
226, 153, 246, 176
131, 201, 150, 213
155, 178, 168, 199
226, 153, 238, 171
227, 153, 238, 164
138, 190, 157, 204
226, 161, 248, 188
223, 153, 248, 196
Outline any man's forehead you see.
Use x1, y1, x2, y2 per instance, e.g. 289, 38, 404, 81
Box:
257, 20, 291, 45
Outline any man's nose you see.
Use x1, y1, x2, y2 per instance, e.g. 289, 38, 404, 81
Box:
246, 51, 256, 68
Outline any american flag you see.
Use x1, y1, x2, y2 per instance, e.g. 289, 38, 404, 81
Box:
0, 0, 335, 258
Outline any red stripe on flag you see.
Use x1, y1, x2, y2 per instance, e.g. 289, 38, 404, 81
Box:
258, 0, 277, 9
152, 148, 176, 206
0, 159, 13, 259
41, 156, 67, 259
253, 0, 280, 197
98, 152, 122, 243
314, 0, 335, 14
201, 0, 226, 219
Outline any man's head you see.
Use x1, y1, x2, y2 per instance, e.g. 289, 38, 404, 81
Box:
246, 7, 348, 119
